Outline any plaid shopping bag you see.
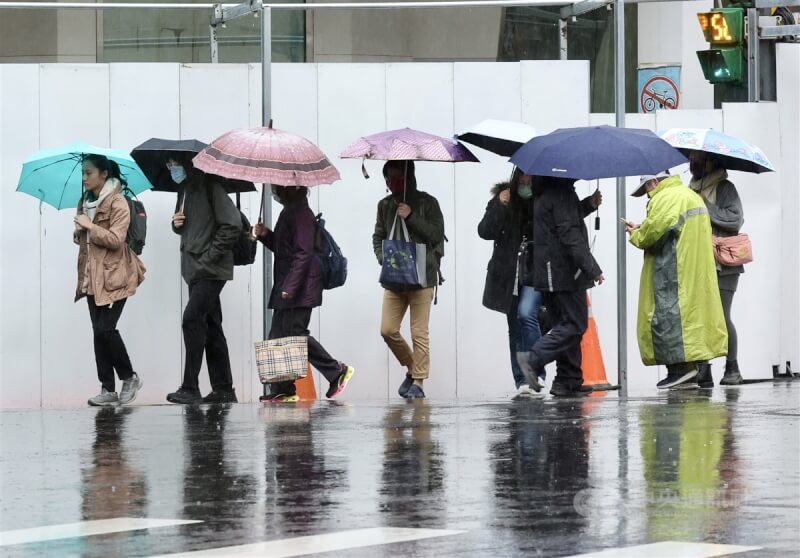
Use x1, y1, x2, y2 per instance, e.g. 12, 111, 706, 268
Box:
255, 336, 308, 384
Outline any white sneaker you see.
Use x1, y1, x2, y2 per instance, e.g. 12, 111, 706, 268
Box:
119, 373, 142, 405
514, 384, 537, 398
88, 388, 119, 407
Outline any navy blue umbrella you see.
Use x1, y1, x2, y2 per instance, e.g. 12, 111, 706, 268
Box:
510, 125, 688, 180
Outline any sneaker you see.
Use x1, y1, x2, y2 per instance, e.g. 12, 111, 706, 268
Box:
88, 388, 119, 407
166, 386, 202, 404
403, 384, 426, 399
326, 365, 355, 399
398, 374, 414, 398
514, 384, 537, 399
656, 368, 698, 390
118, 373, 143, 405
550, 383, 592, 398
202, 388, 238, 404
720, 360, 744, 385
696, 363, 714, 388
515, 352, 542, 392
261, 393, 299, 403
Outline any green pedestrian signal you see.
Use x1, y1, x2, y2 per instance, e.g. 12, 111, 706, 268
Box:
696, 8, 745, 84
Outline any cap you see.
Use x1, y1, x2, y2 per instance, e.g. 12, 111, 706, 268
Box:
632, 170, 670, 197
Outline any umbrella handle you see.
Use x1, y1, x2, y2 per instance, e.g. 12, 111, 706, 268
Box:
258, 186, 266, 223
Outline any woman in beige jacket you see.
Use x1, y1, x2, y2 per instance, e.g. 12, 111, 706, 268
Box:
74, 154, 146, 407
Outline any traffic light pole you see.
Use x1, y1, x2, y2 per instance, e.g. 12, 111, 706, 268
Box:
614, 0, 628, 397
747, 8, 760, 102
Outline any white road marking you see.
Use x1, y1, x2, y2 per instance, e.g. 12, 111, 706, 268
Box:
0, 518, 202, 547
565, 541, 762, 558
148, 527, 465, 557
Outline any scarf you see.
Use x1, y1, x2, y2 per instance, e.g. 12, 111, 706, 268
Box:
689, 168, 727, 205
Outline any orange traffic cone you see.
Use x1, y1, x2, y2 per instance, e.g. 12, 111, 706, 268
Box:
295, 364, 318, 401
581, 295, 618, 391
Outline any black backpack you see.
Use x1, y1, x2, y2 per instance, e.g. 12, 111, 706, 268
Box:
315, 213, 347, 290
123, 188, 146, 255
206, 188, 257, 266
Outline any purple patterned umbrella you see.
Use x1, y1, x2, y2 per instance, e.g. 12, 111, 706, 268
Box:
340, 128, 479, 163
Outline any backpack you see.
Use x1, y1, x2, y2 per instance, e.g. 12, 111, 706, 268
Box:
315, 213, 347, 290
207, 188, 257, 266
122, 188, 147, 255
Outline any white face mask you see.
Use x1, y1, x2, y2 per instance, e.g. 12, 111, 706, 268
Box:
169, 165, 187, 184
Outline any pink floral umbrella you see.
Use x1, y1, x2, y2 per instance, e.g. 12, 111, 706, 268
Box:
193, 123, 341, 187
340, 127, 479, 164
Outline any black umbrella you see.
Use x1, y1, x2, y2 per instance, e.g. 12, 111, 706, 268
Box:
131, 138, 256, 194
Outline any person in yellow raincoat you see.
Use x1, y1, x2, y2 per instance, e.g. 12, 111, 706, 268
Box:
625, 172, 727, 389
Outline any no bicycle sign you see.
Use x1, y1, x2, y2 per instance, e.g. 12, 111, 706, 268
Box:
637, 65, 681, 113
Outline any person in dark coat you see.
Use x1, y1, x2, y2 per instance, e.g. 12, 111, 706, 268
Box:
520, 176, 604, 397
255, 186, 355, 402
689, 151, 746, 386
478, 168, 539, 397
166, 153, 241, 405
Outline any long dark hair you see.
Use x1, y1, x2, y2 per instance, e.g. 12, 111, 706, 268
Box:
82, 154, 128, 187
274, 185, 308, 205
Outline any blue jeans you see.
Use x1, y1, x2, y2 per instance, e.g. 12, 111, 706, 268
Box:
506, 297, 525, 389
518, 286, 546, 379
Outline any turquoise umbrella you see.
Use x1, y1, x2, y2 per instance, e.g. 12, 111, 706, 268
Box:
16, 142, 152, 210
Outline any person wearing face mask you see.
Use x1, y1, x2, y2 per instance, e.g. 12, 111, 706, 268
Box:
478, 168, 539, 397
253, 186, 355, 402
167, 154, 242, 405
74, 154, 146, 407
626, 171, 727, 390
517, 176, 604, 397
688, 152, 745, 386
373, 160, 445, 399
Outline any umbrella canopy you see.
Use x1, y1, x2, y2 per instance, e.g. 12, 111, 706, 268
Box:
455, 119, 537, 157
131, 138, 256, 194
340, 127, 479, 162
659, 128, 775, 174
510, 125, 687, 181
193, 127, 341, 187
17, 142, 151, 210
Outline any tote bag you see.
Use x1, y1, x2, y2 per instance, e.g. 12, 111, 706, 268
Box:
255, 336, 308, 384
380, 213, 428, 288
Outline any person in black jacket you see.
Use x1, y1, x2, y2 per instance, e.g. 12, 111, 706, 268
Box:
478, 169, 538, 397
166, 154, 241, 405
521, 176, 604, 397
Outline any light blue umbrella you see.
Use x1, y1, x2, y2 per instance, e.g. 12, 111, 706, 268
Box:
659, 128, 775, 174
16, 142, 152, 210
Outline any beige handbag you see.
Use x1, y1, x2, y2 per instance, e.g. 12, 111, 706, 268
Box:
712, 233, 753, 266
255, 336, 308, 384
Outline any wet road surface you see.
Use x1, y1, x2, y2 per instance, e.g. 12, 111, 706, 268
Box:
1, 382, 798, 557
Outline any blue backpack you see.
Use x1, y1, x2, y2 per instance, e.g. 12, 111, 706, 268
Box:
315, 213, 347, 290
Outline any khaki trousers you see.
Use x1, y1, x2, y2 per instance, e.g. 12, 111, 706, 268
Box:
380, 288, 434, 380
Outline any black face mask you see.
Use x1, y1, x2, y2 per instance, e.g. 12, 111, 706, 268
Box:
690, 161, 705, 180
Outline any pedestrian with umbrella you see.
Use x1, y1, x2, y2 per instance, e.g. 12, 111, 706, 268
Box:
194, 124, 353, 403
131, 138, 256, 405
154, 148, 242, 405
17, 144, 149, 407
660, 128, 775, 387
510, 125, 687, 395
341, 128, 477, 399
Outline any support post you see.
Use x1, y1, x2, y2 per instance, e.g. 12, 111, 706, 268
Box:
747, 8, 759, 102
559, 18, 568, 60
262, 5, 273, 340
614, 0, 627, 396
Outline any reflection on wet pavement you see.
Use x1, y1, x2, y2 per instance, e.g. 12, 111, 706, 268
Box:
0, 383, 798, 557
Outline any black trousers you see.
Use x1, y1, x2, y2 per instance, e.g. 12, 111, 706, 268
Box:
531, 290, 588, 391
87, 295, 133, 392
182, 279, 233, 392
269, 308, 342, 394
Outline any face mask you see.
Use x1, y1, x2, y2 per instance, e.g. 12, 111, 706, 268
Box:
169, 165, 186, 184
517, 184, 533, 199
386, 177, 405, 195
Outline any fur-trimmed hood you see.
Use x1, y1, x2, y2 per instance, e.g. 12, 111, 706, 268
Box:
491, 181, 511, 197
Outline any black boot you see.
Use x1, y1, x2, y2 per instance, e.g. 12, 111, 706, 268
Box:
720, 360, 744, 385
696, 363, 714, 388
